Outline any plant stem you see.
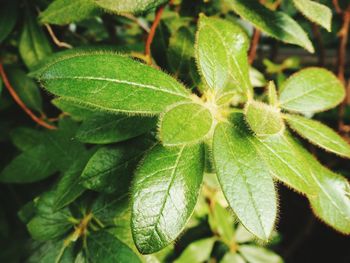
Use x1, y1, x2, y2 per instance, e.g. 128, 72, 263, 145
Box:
336, 6, 350, 132
248, 28, 261, 64
0, 63, 56, 130
45, 24, 72, 49
145, 4, 166, 65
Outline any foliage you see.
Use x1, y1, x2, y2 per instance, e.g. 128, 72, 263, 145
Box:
0, 0, 349, 262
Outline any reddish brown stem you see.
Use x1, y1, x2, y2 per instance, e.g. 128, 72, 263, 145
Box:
0, 63, 56, 130
332, 0, 342, 14
145, 4, 166, 64
337, 8, 350, 132
248, 29, 261, 64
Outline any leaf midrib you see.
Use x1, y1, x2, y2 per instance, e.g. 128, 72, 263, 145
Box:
144, 146, 185, 243
43, 76, 190, 98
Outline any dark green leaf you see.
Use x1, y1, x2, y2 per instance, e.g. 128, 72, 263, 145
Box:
6, 67, 43, 112
37, 52, 191, 115
76, 114, 157, 144
87, 231, 141, 263
27, 192, 73, 241
231, 0, 314, 52
19, 8, 52, 69
81, 137, 154, 194
131, 144, 204, 254
40, 0, 101, 25
94, 0, 167, 14
0, 0, 18, 43
52, 151, 94, 210
10, 127, 44, 151
196, 15, 252, 100
168, 27, 195, 77
27, 241, 75, 263
213, 121, 277, 240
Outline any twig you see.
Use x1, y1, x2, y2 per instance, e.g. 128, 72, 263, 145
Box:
248, 29, 261, 64
120, 14, 150, 33
145, 4, 166, 65
44, 24, 72, 49
332, 0, 342, 14
0, 63, 56, 130
337, 7, 350, 132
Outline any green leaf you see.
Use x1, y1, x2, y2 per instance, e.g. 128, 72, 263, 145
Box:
37, 52, 191, 115
174, 238, 216, 263
6, 67, 43, 112
285, 114, 350, 158
40, 0, 101, 25
250, 67, 267, 88
27, 192, 73, 241
227, 113, 316, 195
195, 15, 252, 99
221, 253, 245, 263
308, 162, 350, 234
267, 81, 278, 107
87, 231, 141, 263
0, 0, 18, 43
208, 202, 234, 244
213, 121, 277, 240
131, 144, 204, 254
168, 27, 195, 78
231, 0, 314, 52
239, 245, 283, 263
52, 97, 97, 121
0, 145, 58, 183
244, 101, 284, 137
234, 224, 256, 243
10, 127, 43, 151
94, 0, 167, 14
292, 0, 332, 31
279, 68, 345, 113
52, 151, 93, 210
27, 241, 74, 263
253, 131, 317, 195
19, 8, 52, 69
81, 137, 153, 194
159, 102, 214, 146
76, 114, 157, 144
0, 118, 86, 183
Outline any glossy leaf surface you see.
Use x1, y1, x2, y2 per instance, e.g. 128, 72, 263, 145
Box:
231, 0, 314, 52
159, 102, 213, 146
279, 68, 344, 113
94, 0, 167, 14
131, 144, 204, 254
213, 121, 277, 240
37, 53, 191, 115
196, 15, 251, 98
293, 0, 332, 31
285, 114, 350, 158
40, 0, 101, 25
